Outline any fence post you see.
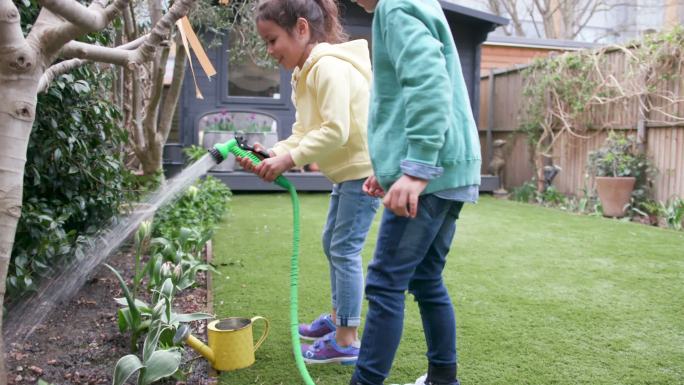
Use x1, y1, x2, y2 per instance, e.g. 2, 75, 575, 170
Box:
487, 69, 495, 168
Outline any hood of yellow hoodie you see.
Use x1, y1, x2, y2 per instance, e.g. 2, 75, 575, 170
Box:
292, 40, 372, 86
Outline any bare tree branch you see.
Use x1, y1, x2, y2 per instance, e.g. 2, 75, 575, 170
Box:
142, 46, 170, 140
37, 35, 147, 92
37, 0, 127, 32
131, 0, 193, 64
131, 65, 144, 151
60, 40, 132, 66
37, 58, 85, 92
148, 0, 163, 27
119, 34, 149, 50
0, 0, 38, 77
0, 0, 24, 48
123, 2, 137, 41
159, 40, 187, 144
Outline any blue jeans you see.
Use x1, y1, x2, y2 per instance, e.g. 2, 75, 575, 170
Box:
352, 194, 464, 385
322, 178, 380, 327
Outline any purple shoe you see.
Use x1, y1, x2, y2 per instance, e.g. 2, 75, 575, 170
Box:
301, 332, 359, 365
299, 314, 336, 341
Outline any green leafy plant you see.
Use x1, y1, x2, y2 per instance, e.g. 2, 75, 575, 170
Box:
106, 264, 152, 351
108, 263, 212, 351
146, 243, 217, 288
587, 132, 656, 206
639, 197, 684, 230
511, 181, 538, 203
520, 51, 601, 151
182, 145, 209, 164
587, 132, 650, 178
662, 197, 684, 230
510, 180, 574, 210
8, 69, 130, 301
537, 186, 567, 207
7, 0, 133, 301
133, 221, 153, 298
203, 111, 273, 133
153, 176, 231, 240
203, 113, 239, 132
112, 322, 182, 385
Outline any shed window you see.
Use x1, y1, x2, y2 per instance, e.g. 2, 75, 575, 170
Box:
228, 35, 280, 98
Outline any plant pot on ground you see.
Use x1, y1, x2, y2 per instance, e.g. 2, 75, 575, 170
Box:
587, 132, 654, 218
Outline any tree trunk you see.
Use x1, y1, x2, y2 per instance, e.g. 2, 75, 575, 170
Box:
0, 0, 43, 380
0, 0, 194, 376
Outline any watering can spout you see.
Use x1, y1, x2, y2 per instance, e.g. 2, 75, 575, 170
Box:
174, 324, 215, 364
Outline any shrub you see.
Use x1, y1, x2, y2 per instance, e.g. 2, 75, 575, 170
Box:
153, 176, 231, 240
511, 181, 537, 203
8, 67, 130, 301
587, 132, 656, 205
587, 132, 651, 178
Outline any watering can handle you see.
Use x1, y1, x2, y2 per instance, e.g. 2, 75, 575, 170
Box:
251, 316, 270, 352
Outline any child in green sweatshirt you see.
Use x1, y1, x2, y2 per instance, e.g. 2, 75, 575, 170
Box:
350, 0, 481, 384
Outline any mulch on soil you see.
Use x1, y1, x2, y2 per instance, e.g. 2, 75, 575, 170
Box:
5, 244, 216, 385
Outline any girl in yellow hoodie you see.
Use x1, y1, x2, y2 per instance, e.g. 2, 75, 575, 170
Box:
236, 0, 378, 365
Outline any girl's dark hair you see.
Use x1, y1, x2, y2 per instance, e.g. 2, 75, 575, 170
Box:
256, 0, 348, 44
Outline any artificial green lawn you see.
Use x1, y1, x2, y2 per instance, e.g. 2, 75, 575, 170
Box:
210, 194, 684, 385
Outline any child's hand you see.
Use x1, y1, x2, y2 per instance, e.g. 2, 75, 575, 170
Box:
363, 175, 385, 197
236, 143, 273, 173
383, 175, 428, 218
254, 153, 295, 182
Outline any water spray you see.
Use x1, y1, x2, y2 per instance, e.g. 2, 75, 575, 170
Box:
206, 138, 315, 385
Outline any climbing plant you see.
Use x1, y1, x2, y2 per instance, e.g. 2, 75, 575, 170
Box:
519, 26, 684, 190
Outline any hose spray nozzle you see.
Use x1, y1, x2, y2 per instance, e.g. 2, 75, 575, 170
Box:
210, 138, 292, 190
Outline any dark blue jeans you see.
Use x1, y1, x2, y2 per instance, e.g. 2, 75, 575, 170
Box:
352, 194, 464, 385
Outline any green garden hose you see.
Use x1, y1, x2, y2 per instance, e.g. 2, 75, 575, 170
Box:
210, 140, 315, 385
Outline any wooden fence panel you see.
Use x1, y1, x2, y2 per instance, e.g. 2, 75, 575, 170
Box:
648, 126, 684, 202
479, 75, 490, 130
550, 131, 612, 196
479, 132, 535, 189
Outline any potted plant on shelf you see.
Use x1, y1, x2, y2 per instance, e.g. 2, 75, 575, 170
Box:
587, 131, 654, 218
201, 111, 238, 171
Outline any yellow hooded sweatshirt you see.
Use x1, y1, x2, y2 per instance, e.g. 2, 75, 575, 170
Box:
271, 40, 373, 184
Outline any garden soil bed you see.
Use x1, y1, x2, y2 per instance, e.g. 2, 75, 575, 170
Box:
5, 243, 216, 385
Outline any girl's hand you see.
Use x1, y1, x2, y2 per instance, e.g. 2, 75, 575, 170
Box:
254, 153, 295, 182
236, 143, 274, 173
363, 175, 385, 197
383, 175, 428, 218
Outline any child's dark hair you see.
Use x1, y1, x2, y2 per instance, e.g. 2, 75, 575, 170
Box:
256, 0, 348, 44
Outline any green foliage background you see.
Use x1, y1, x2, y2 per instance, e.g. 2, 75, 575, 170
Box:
153, 177, 231, 240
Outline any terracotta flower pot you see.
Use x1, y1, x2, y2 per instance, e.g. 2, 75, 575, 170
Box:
595, 176, 636, 217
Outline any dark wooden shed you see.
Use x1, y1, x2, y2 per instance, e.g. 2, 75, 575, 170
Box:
165, 1, 507, 191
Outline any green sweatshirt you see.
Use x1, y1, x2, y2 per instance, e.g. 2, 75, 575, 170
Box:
369, 0, 482, 194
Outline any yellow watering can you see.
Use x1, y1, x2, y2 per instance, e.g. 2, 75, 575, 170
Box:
174, 316, 270, 371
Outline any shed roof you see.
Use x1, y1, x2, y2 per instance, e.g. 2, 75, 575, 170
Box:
484, 35, 602, 50
438, 1, 509, 30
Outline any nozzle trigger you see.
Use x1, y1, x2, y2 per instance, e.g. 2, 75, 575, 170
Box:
235, 135, 270, 159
